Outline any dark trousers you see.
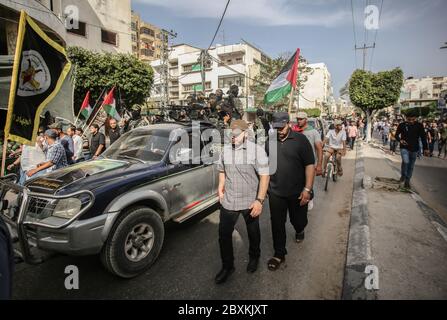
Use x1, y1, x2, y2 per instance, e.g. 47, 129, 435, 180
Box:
401, 148, 417, 181
390, 140, 398, 153
439, 139, 447, 157
429, 141, 436, 156
0, 217, 13, 300
269, 192, 308, 259
349, 137, 356, 149
219, 206, 261, 269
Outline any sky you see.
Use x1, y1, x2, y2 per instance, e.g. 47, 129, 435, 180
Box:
132, 0, 447, 98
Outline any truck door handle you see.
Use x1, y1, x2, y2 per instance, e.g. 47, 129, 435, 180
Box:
173, 183, 181, 188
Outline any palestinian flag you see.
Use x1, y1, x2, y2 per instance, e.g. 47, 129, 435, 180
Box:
264, 48, 300, 105
102, 87, 121, 121
79, 91, 92, 119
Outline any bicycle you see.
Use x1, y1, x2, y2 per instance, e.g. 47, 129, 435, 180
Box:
324, 150, 338, 191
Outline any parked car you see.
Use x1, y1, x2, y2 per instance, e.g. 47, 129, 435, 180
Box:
0, 122, 220, 278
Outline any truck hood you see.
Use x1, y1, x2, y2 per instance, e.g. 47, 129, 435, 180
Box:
25, 159, 141, 194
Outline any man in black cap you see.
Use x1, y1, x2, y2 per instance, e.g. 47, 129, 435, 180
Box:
266, 112, 315, 271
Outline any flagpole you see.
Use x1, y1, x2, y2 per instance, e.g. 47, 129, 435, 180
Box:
85, 86, 114, 130
1, 137, 7, 177
81, 87, 106, 131
2, 11, 26, 177
288, 86, 295, 115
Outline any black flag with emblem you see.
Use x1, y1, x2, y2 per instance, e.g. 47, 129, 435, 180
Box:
4, 10, 71, 145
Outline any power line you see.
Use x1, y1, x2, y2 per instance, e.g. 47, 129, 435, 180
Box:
369, 0, 384, 71
208, 55, 268, 86
207, 0, 231, 51
350, 0, 358, 69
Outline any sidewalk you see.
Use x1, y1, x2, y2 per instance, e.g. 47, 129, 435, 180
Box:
361, 141, 447, 299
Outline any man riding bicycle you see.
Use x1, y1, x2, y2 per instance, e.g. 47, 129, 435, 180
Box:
323, 119, 347, 177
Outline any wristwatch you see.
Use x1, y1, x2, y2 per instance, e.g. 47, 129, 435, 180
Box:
256, 198, 265, 205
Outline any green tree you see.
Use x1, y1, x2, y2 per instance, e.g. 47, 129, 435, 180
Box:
349, 68, 404, 141
67, 47, 154, 115
250, 52, 312, 110
303, 108, 321, 118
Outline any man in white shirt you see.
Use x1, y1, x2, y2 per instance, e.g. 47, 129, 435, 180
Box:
68, 125, 84, 163
7, 142, 46, 185
323, 119, 347, 177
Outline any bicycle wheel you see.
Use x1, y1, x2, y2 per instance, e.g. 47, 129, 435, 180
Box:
325, 164, 332, 191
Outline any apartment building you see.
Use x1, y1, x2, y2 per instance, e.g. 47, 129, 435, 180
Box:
298, 62, 334, 112
150, 41, 270, 107
400, 76, 447, 107
131, 11, 165, 62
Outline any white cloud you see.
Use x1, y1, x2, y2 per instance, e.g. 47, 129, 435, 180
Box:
133, 0, 351, 27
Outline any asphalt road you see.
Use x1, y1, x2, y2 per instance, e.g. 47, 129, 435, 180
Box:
12, 152, 356, 300
372, 134, 447, 222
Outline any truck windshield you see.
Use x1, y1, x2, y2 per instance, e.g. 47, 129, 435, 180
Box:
103, 130, 170, 163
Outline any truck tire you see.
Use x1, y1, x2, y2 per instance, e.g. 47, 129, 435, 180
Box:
100, 206, 164, 278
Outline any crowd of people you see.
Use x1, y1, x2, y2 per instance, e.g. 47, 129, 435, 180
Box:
5, 118, 126, 184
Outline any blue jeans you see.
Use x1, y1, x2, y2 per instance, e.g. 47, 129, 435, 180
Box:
400, 148, 417, 181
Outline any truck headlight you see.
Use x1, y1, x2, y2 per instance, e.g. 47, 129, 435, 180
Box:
53, 198, 82, 219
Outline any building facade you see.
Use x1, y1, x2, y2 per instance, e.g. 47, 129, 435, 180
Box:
150, 42, 270, 107
400, 76, 447, 107
62, 0, 132, 54
131, 11, 165, 62
298, 63, 334, 113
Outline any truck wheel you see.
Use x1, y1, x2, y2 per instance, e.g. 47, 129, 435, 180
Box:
100, 206, 164, 278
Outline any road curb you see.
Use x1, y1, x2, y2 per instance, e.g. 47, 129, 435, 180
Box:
342, 141, 377, 300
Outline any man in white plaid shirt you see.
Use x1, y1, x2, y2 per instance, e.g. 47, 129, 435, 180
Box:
215, 120, 270, 284
26, 129, 68, 178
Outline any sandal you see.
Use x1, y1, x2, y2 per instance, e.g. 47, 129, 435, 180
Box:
267, 257, 285, 271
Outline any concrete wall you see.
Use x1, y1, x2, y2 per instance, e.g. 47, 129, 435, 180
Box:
61, 0, 132, 53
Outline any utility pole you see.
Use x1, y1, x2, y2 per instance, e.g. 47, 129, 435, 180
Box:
355, 43, 375, 70
199, 50, 206, 94
160, 29, 177, 109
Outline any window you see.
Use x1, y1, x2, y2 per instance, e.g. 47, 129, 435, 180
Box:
219, 54, 244, 66
141, 27, 155, 37
182, 61, 211, 73
183, 82, 211, 92
218, 76, 243, 89
131, 22, 137, 31
141, 49, 154, 57
101, 29, 117, 46
67, 21, 87, 37
131, 34, 137, 42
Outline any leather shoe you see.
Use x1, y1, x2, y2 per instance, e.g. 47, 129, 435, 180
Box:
215, 267, 235, 284
247, 258, 259, 273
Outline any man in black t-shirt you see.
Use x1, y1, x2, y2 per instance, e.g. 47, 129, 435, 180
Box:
266, 112, 315, 271
395, 115, 429, 189
89, 124, 106, 160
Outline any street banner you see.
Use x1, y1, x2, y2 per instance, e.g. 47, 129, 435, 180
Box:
4, 10, 72, 145
264, 48, 300, 105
